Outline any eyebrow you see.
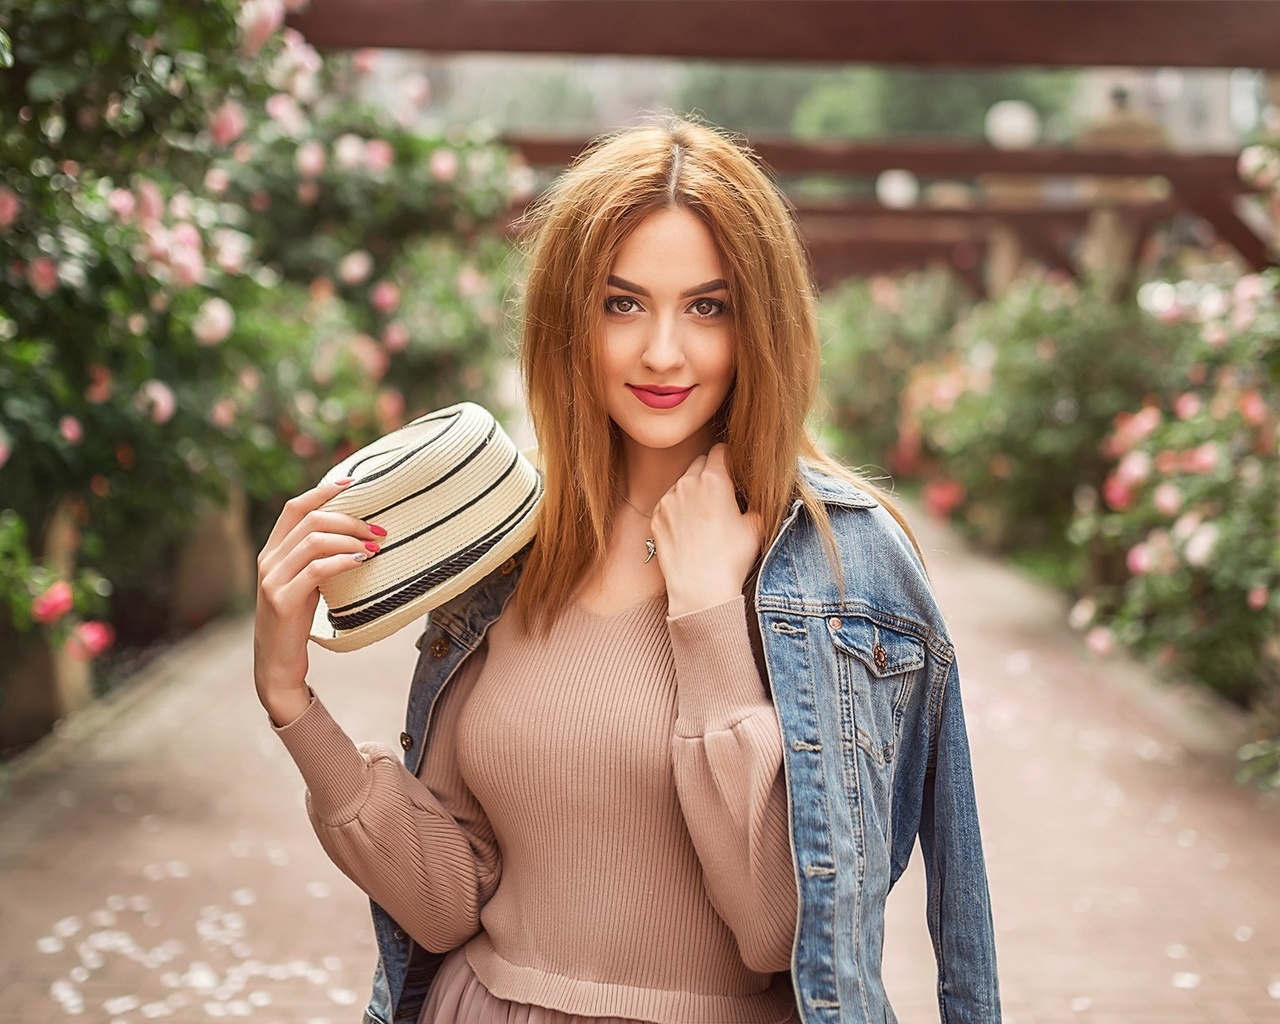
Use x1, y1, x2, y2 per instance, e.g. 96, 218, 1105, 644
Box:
607, 275, 729, 299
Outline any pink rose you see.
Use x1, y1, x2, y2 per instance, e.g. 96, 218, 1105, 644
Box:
333, 134, 365, 171
136, 178, 165, 223
265, 92, 306, 135
85, 364, 114, 404
1173, 393, 1201, 421
0, 185, 19, 231
337, 250, 373, 285
1115, 449, 1153, 487
1182, 443, 1220, 474
429, 148, 459, 182
212, 229, 251, 275
28, 257, 60, 297
67, 620, 115, 659
363, 139, 395, 174
168, 238, 205, 289
370, 280, 400, 314
382, 321, 410, 352
1238, 389, 1267, 427
353, 48, 379, 75
1152, 482, 1183, 517
209, 99, 247, 148
1126, 542, 1152, 576
59, 415, 83, 446
295, 140, 326, 178
1102, 474, 1132, 512
135, 379, 177, 424
32, 581, 74, 625
107, 189, 137, 220
204, 167, 231, 195
1183, 522, 1220, 568
238, 0, 285, 56
210, 397, 237, 429
193, 297, 235, 346
0, 434, 10, 470
1247, 585, 1270, 611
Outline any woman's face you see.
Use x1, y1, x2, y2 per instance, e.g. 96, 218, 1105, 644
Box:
600, 207, 734, 461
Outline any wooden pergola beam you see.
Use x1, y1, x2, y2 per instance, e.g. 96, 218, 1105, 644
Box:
805, 238, 989, 294
289, 0, 1280, 70
792, 199, 1180, 228
507, 135, 1247, 188
1171, 188, 1274, 271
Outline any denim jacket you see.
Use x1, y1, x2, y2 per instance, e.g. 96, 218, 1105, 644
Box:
362, 464, 1001, 1024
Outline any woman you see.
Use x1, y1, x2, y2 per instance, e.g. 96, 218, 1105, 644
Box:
254, 118, 1000, 1024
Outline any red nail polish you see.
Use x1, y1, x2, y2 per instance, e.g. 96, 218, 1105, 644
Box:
368, 523, 388, 537
364, 541, 381, 554
335, 477, 354, 486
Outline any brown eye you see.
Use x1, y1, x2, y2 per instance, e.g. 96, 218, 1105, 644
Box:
606, 296, 640, 315
690, 297, 725, 317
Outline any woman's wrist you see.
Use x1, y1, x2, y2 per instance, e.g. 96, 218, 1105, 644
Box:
261, 683, 313, 729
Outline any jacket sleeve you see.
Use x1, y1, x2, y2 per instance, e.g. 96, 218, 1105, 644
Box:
667, 597, 798, 974
272, 656, 499, 954
918, 655, 1002, 1022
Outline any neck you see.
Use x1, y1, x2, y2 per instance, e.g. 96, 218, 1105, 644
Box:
618, 430, 715, 510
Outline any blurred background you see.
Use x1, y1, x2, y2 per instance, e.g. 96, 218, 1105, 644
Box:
2, 1, 1280, 1021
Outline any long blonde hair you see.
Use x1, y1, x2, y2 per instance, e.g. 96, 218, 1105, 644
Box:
516, 117, 918, 629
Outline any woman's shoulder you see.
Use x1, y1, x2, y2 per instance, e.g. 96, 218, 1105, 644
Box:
773, 461, 946, 639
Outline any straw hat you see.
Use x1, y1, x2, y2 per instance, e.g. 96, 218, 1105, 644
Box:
309, 402, 542, 652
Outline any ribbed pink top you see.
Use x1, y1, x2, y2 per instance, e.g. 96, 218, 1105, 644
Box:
275, 595, 799, 1024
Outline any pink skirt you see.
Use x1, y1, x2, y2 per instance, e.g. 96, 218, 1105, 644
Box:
420, 948, 653, 1024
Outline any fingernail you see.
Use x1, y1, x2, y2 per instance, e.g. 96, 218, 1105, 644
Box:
364, 542, 381, 554
352, 551, 369, 562
368, 523, 387, 537
335, 477, 354, 486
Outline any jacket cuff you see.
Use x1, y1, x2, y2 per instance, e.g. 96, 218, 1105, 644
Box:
667, 596, 772, 734
272, 694, 373, 825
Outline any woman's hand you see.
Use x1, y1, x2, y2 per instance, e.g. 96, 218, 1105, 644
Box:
651, 444, 763, 618
253, 477, 385, 726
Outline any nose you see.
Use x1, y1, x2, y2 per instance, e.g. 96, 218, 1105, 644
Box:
641, 312, 685, 373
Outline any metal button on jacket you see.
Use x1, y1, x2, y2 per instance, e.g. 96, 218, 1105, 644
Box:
429, 636, 449, 659
399, 732, 413, 752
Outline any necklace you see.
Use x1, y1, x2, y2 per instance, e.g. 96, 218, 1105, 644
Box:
619, 494, 658, 564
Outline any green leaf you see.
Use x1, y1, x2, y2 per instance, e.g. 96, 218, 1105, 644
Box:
0, 30, 14, 70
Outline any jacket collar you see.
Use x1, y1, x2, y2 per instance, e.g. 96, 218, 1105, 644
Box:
798, 459, 880, 510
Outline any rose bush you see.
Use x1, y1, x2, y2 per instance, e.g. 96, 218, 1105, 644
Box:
1068, 270, 1280, 773
819, 269, 967, 471
900, 271, 1198, 574
0, 2, 519, 740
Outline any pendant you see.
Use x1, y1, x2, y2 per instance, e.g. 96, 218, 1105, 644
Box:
644, 537, 656, 564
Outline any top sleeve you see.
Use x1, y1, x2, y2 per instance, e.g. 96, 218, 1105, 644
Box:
272, 651, 499, 953
666, 597, 798, 974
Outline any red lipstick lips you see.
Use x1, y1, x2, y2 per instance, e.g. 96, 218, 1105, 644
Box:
628, 384, 693, 409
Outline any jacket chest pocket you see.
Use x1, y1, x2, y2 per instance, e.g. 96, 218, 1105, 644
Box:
827, 614, 924, 767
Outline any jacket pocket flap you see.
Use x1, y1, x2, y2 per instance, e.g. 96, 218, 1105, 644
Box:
828, 615, 925, 677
